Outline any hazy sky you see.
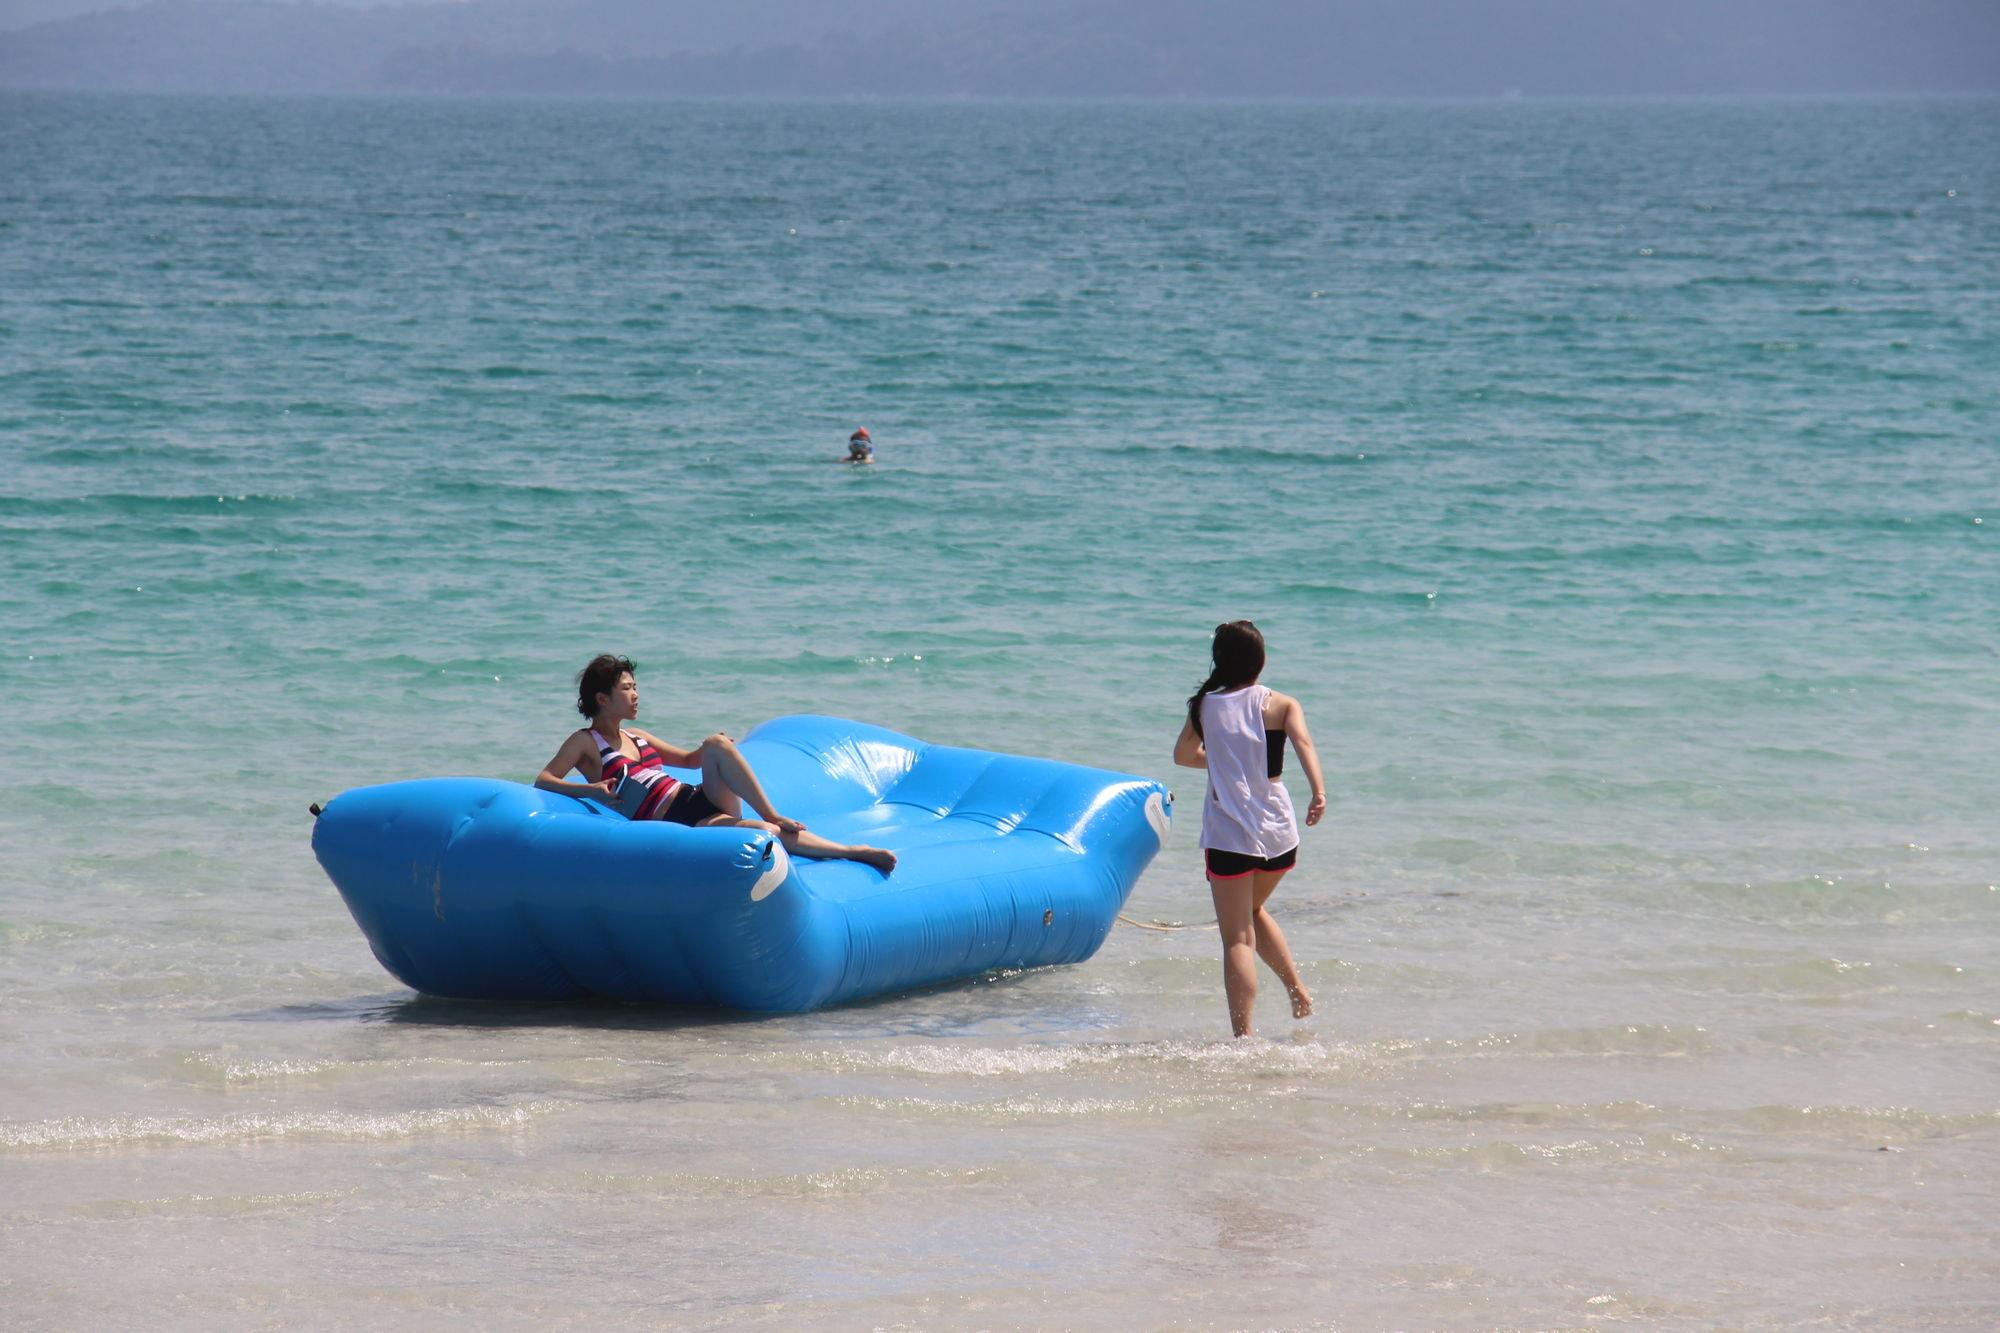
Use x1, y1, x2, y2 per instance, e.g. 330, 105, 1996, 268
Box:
3, 0, 403, 25
3, 0, 1995, 96
0, 0, 1044, 33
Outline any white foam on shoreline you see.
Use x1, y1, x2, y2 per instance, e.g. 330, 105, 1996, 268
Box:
1, 1101, 567, 1152
785, 1036, 1373, 1079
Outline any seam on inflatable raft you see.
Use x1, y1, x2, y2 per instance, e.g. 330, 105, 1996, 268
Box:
517, 903, 590, 999
588, 906, 646, 1000
645, 879, 708, 1006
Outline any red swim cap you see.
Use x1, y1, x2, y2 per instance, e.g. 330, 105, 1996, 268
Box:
851, 427, 870, 440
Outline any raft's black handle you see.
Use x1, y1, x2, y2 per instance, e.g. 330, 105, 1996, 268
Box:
308, 802, 323, 819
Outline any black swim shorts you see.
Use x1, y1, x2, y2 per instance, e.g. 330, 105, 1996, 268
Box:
660, 783, 725, 827
1203, 844, 1299, 880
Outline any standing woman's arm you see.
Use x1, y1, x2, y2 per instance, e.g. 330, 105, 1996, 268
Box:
1173, 716, 1207, 769
1283, 696, 1327, 826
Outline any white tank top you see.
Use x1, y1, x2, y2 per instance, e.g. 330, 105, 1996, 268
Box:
1199, 685, 1300, 857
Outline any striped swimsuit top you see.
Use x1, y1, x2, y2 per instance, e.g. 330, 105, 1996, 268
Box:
591, 728, 680, 820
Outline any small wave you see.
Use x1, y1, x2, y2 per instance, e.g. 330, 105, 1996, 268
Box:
1725, 1104, 2000, 1139
1394, 1099, 1667, 1128
422, 478, 578, 501
1681, 273, 1813, 290
1098, 441, 1368, 467
1275, 582, 1437, 607
555, 391, 663, 407
1642, 952, 1973, 997
204, 1055, 345, 1083
1420, 1024, 1715, 1060
1, 1101, 565, 1152
787, 1036, 1366, 1080
0, 492, 299, 518
836, 1092, 1215, 1119
1382, 1130, 1724, 1168
29, 443, 226, 466
1452, 384, 1577, 406
271, 399, 359, 418
766, 648, 968, 677
183, 1051, 541, 1084
0, 918, 103, 947
144, 193, 274, 209
1740, 744, 1856, 765
59, 1189, 362, 1221
558, 1164, 1000, 1201
1664, 878, 1991, 927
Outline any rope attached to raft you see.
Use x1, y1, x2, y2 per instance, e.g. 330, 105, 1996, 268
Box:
1115, 912, 1209, 932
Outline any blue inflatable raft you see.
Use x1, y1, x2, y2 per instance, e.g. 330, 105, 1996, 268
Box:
312, 715, 1171, 1012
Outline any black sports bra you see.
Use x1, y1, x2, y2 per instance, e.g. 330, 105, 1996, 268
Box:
1266, 729, 1286, 779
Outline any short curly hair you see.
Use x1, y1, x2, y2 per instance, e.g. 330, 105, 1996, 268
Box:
576, 654, 635, 718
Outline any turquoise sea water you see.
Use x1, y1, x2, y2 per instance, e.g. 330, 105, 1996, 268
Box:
2, 93, 1997, 1327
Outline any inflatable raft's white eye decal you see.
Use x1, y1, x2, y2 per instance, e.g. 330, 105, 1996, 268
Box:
750, 839, 792, 902
1144, 791, 1170, 847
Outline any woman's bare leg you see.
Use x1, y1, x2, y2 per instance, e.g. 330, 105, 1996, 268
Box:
1251, 870, 1311, 1019
693, 735, 892, 871
696, 733, 800, 831
782, 825, 896, 873
711, 817, 897, 874
1209, 873, 1259, 1038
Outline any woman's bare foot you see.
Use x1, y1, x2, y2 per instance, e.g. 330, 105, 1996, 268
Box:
1289, 985, 1313, 1020
852, 846, 897, 874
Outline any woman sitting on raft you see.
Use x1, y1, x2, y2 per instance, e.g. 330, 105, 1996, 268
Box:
535, 655, 897, 874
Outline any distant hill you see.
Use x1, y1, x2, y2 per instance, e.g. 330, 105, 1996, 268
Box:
2, 0, 1996, 97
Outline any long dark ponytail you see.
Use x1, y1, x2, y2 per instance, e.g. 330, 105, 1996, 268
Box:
1186, 620, 1266, 738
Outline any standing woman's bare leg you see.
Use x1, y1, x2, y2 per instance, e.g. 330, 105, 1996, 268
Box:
1251, 871, 1312, 1019
1209, 874, 1259, 1038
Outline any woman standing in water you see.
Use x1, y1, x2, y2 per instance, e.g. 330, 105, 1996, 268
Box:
535, 654, 897, 874
1174, 621, 1326, 1037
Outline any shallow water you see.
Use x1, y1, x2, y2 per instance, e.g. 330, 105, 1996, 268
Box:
1, 92, 1997, 1328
